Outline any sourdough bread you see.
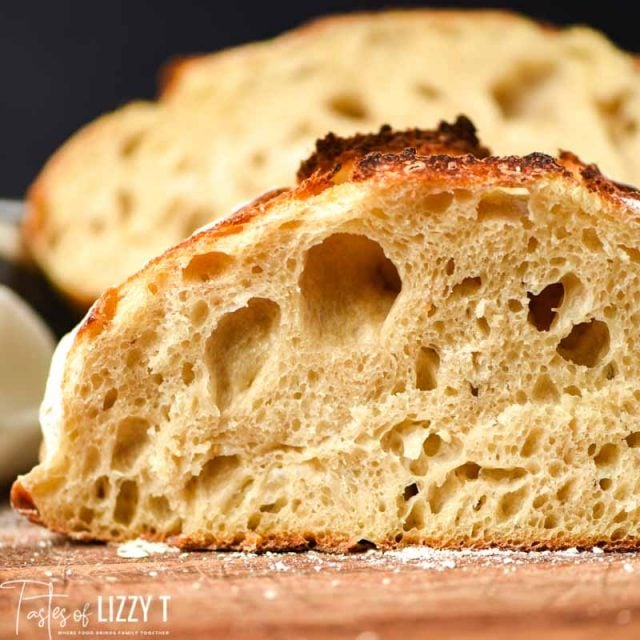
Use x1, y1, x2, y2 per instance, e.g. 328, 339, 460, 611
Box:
13, 122, 640, 551
25, 9, 640, 305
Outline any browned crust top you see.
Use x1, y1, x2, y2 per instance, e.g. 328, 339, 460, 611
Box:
297, 116, 490, 181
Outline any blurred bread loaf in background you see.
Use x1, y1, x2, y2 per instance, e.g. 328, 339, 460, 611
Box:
24, 9, 640, 305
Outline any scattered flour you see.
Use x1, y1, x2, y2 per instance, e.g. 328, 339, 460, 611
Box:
115, 539, 180, 559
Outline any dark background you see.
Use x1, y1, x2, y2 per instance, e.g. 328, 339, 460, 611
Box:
0, 0, 637, 198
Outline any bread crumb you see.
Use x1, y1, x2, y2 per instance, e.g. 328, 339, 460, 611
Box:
263, 588, 278, 600
623, 562, 634, 573
115, 539, 180, 559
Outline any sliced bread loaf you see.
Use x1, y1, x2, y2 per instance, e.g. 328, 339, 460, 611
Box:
25, 10, 640, 305
13, 121, 640, 551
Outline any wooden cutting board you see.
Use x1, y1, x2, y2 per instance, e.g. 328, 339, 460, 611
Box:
1, 506, 640, 639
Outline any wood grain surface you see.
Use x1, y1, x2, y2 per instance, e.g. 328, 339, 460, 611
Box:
2, 507, 640, 639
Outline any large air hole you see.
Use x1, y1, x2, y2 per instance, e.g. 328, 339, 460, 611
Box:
415, 346, 440, 391
112, 418, 150, 471
183, 251, 234, 282
476, 190, 528, 224
206, 298, 280, 412
527, 282, 564, 331
556, 319, 610, 368
196, 455, 240, 492
114, 480, 139, 525
299, 234, 401, 344
450, 276, 482, 298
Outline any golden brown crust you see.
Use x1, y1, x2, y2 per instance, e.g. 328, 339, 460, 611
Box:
157, 54, 202, 98
10, 480, 42, 526
558, 150, 640, 202
296, 116, 490, 182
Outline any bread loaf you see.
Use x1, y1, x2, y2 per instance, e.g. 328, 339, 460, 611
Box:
13, 121, 640, 551
25, 10, 640, 305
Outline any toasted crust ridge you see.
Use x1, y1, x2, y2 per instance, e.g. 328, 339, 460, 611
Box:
297, 116, 490, 181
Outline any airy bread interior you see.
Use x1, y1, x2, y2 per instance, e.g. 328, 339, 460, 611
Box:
13, 128, 640, 551
25, 9, 640, 304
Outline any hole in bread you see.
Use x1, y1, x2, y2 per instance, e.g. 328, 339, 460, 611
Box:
481, 467, 527, 482
427, 472, 459, 515
299, 234, 401, 344
557, 319, 610, 368
423, 191, 454, 214
414, 82, 441, 100
499, 486, 528, 519
596, 92, 638, 145
599, 478, 612, 491
491, 61, 556, 119
206, 298, 280, 412
532, 374, 559, 403
556, 480, 574, 502
94, 476, 110, 500
403, 483, 419, 501
117, 190, 134, 221
507, 299, 523, 313
250, 150, 267, 168
79, 507, 95, 524
259, 497, 287, 514
185, 456, 242, 507
409, 434, 463, 475
112, 418, 150, 471
603, 361, 618, 380
476, 190, 528, 224
457, 462, 481, 480
102, 388, 118, 411
181, 362, 195, 385
520, 428, 543, 457
114, 480, 139, 525
527, 282, 564, 331
625, 432, 640, 448
190, 300, 209, 326
120, 131, 145, 157
445, 258, 455, 276
327, 93, 368, 120
620, 244, 640, 264
148, 495, 172, 519
403, 500, 426, 530
476, 316, 490, 336
381, 420, 429, 460
415, 346, 440, 391
450, 276, 481, 298
473, 495, 487, 511
582, 228, 603, 251
183, 252, 234, 282
593, 443, 619, 468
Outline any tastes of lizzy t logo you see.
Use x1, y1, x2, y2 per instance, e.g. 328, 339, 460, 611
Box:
1, 579, 171, 638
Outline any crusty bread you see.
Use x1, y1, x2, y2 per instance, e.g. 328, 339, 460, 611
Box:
25, 9, 640, 306
13, 121, 640, 551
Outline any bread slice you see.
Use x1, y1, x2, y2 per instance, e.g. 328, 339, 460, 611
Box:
25, 9, 640, 306
13, 120, 640, 551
